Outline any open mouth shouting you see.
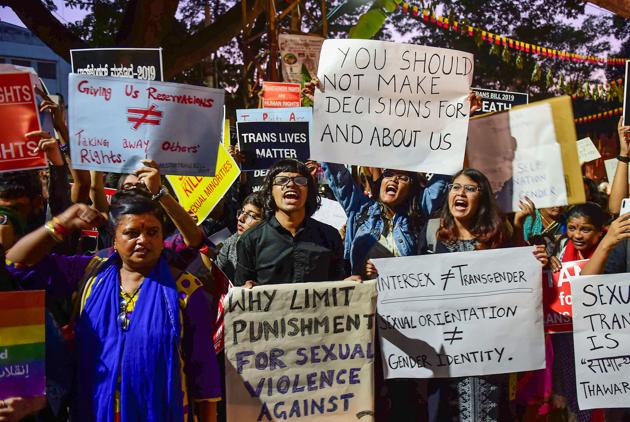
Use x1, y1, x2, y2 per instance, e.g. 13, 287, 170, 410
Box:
384, 182, 399, 199
282, 188, 300, 205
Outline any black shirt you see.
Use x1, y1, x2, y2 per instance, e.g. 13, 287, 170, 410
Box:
235, 215, 346, 285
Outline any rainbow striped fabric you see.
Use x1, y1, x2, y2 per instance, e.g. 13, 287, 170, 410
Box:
0, 290, 45, 399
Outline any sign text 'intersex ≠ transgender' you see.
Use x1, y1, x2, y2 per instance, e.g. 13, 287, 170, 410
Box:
373, 247, 545, 379
69, 74, 224, 176
224, 281, 376, 421
312, 39, 473, 174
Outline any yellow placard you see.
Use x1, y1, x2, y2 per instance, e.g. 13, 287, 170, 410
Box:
223, 119, 230, 148
166, 144, 240, 225
512, 95, 585, 206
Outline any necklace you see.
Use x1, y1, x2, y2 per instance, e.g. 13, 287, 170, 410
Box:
118, 280, 144, 331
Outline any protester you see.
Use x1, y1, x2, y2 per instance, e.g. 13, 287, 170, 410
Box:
521, 205, 565, 243
323, 162, 447, 277
427, 168, 548, 422
214, 193, 264, 281
548, 202, 608, 422
6, 192, 221, 421
607, 117, 630, 215
236, 159, 346, 286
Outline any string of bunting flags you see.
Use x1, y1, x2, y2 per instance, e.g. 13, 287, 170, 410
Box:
574, 107, 623, 124
397, 2, 629, 67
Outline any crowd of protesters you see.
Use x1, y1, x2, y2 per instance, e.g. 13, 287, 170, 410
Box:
1, 82, 630, 422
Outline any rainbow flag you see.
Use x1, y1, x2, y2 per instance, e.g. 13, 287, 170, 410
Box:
0, 290, 45, 399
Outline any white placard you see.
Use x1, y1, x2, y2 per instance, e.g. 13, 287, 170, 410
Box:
576, 137, 601, 164
571, 273, 630, 410
68, 74, 224, 176
373, 247, 545, 379
604, 158, 630, 184
311, 39, 473, 174
224, 281, 376, 421
312, 198, 347, 231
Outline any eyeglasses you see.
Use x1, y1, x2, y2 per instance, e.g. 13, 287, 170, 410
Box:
382, 170, 411, 183
448, 183, 481, 193
237, 209, 261, 225
272, 176, 309, 187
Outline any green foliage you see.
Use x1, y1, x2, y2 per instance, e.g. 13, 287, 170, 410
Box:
349, 8, 388, 39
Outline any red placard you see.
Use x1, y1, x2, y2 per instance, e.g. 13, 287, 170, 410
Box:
261, 81, 302, 108
543, 259, 588, 333
0, 72, 46, 172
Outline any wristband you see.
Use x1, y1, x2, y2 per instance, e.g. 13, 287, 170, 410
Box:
45, 221, 64, 242
52, 217, 71, 236
617, 155, 630, 163
151, 186, 168, 201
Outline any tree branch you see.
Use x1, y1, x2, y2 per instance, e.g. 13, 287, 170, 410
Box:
115, 0, 180, 46
163, 0, 262, 78
0, 0, 88, 62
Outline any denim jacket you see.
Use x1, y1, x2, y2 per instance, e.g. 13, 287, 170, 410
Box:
322, 162, 449, 274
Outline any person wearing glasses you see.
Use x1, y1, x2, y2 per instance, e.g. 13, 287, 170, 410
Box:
214, 193, 264, 281
321, 161, 448, 278
6, 191, 221, 421
235, 159, 345, 286
427, 168, 548, 422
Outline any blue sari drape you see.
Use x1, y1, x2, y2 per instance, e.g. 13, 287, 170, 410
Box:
74, 253, 184, 422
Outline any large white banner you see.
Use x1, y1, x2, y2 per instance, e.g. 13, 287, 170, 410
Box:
571, 273, 630, 410
224, 281, 377, 421
311, 39, 473, 174
373, 247, 545, 379
68, 74, 224, 176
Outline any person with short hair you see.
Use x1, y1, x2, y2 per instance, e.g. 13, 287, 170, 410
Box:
235, 159, 345, 286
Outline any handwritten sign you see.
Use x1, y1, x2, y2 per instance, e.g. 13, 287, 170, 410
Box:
166, 144, 240, 225
543, 259, 587, 333
224, 280, 376, 421
70, 48, 163, 81
373, 247, 545, 378
236, 107, 312, 123
604, 158, 630, 184
262, 81, 302, 108
311, 39, 473, 174
576, 137, 601, 164
467, 102, 568, 212
471, 87, 528, 115
68, 74, 224, 176
312, 198, 347, 231
0, 72, 46, 173
0, 291, 45, 399
237, 121, 310, 171
571, 273, 630, 409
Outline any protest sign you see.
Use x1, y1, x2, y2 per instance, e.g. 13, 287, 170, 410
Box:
237, 121, 310, 170
166, 144, 240, 224
278, 33, 325, 83
467, 97, 584, 212
236, 107, 312, 123
571, 273, 630, 410
312, 198, 347, 231
373, 247, 545, 379
80, 186, 117, 238
70, 48, 163, 81
247, 169, 268, 193
0, 72, 46, 173
624, 61, 630, 126
543, 259, 587, 333
471, 87, 528, 115
576, 137, 601, 164
262, 81, 302, 108
604, 158, 630, 183
68, 74, 224, 176
311, 39, 473, 174
224, 280, 376, 421
0, 291, 45, 399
